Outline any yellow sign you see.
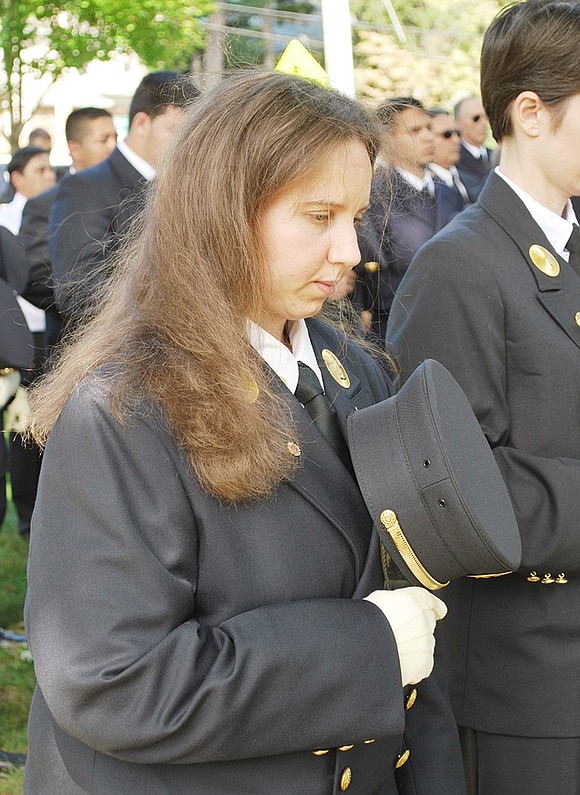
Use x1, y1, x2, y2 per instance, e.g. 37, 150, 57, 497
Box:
275, 39, 329, 85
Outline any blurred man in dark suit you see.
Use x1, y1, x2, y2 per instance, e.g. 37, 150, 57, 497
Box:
428, 108, 473, 207
0, 147, 55, 235
454, 96, 493, 200
20, 107, 117, 351
355, 97, 463, 344
49, 71, 200, 328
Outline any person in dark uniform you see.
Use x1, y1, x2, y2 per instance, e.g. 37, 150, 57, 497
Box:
49, 71, 199, 328
23, 72, 466, 795
386, 2, 580, 792
0, 229, 34, 529
453, 96, 492, 201
355, 98, 463, 345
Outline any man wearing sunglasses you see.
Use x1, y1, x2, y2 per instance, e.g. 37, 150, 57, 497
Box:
427, 108, 474, 207
454, 95, 493, 200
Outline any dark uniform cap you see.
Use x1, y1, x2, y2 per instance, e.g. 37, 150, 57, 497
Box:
347, 359, 522, 589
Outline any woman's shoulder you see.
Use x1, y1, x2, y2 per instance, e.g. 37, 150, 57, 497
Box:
59, 364, 167, 435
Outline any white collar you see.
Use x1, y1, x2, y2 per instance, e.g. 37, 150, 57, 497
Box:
396, 167, 434, 195
247, 319, 323, 393
495, 167, 578, 260
429, 163, 453, 186
0, 192, 27, 234
116, 140, 156, 181
461, 140, 487, 159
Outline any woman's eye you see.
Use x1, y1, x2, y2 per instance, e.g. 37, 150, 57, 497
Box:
310, 212, 331, 223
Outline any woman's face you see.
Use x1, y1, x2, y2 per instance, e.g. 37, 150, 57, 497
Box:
526, 91, 580, 213
253, 139, 372, 341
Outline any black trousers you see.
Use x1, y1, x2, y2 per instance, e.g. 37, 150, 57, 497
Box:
9, 432, 42, 535
460, 726, 580, 794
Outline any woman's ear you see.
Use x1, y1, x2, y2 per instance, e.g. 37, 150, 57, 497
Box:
511, 91, 545, 138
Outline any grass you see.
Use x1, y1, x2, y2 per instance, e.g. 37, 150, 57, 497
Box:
0, 496, 35, 794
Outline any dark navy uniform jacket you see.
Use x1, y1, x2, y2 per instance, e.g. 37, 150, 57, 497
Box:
388, 172, 580, 738
25, 319, 465, 794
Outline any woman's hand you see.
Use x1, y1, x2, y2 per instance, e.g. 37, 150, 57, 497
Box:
364, 587, 447, 687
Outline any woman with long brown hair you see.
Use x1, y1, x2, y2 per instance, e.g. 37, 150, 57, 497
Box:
23, 71, 463, 794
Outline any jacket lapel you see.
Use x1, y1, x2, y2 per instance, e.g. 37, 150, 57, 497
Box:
267, 323, 384, 581
480, 174, 580, 352
271, 377, 369, 580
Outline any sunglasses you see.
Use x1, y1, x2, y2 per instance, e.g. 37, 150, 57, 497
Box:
438, 129, 461, 139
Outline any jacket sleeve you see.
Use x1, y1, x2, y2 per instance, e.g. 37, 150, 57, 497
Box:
387, 237, 580, 574
26, 386, 405, 766
48, 172, 116, 321
19, 194, 54, 310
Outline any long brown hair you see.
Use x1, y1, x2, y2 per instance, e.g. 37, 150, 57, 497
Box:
30, 71, 382, 502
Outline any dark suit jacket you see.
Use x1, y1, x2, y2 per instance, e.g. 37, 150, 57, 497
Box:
48, 147, 147, 323
0, 225, 28, 293
456, 144, 492, 202
19, 183, 64, 350
25, 319, 465, 795
355, 169, 464, 343
387, 172, 580, 737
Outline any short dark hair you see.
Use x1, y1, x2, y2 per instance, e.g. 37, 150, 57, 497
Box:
7, 146, 47, 176
128, 71, 200, 127
65, 107, 113, 143
481, 0, 580, 142
428, 107, 450, 119
376, 97, 425, 132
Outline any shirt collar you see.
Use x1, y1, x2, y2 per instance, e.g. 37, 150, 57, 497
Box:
495, 167, 579, 260
396, 167, 434, 195
117, 140, 156, 181
0, 192, 27, 234
247, 319, 323, 393
461, 140, 488, 159
429, 163, 453, 186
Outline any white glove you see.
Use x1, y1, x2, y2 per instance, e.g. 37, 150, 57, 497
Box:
364, 587, 447, 687
5, 385, 30, 434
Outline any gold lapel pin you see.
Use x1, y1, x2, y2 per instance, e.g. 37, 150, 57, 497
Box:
321, 349, 350, 389
529, 245, 560, 277
287, 441, 301, 457
575, 312, 580, 327
244, 377, 259, 403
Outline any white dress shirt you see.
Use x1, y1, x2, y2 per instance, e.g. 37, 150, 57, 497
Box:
247, 319, 323, 392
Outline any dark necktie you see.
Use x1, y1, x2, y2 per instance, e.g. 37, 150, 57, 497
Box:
419, 185, 435, 210
295, 362, 350, 467
566, 224, 580, 276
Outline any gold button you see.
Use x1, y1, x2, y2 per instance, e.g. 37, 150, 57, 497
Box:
527, 571, 540, 582
541, 573, 555, 584
340, 767, 352, 791
556, 573, 568, 584
575, 312, 580, 327
338, 744, 354, 751
395, 749, 411, 769
363, 739, 376, 744
406, 688, 417, 710
287, 441, 301, 457
312, 749, 330, 756
364, 260, 379, 273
